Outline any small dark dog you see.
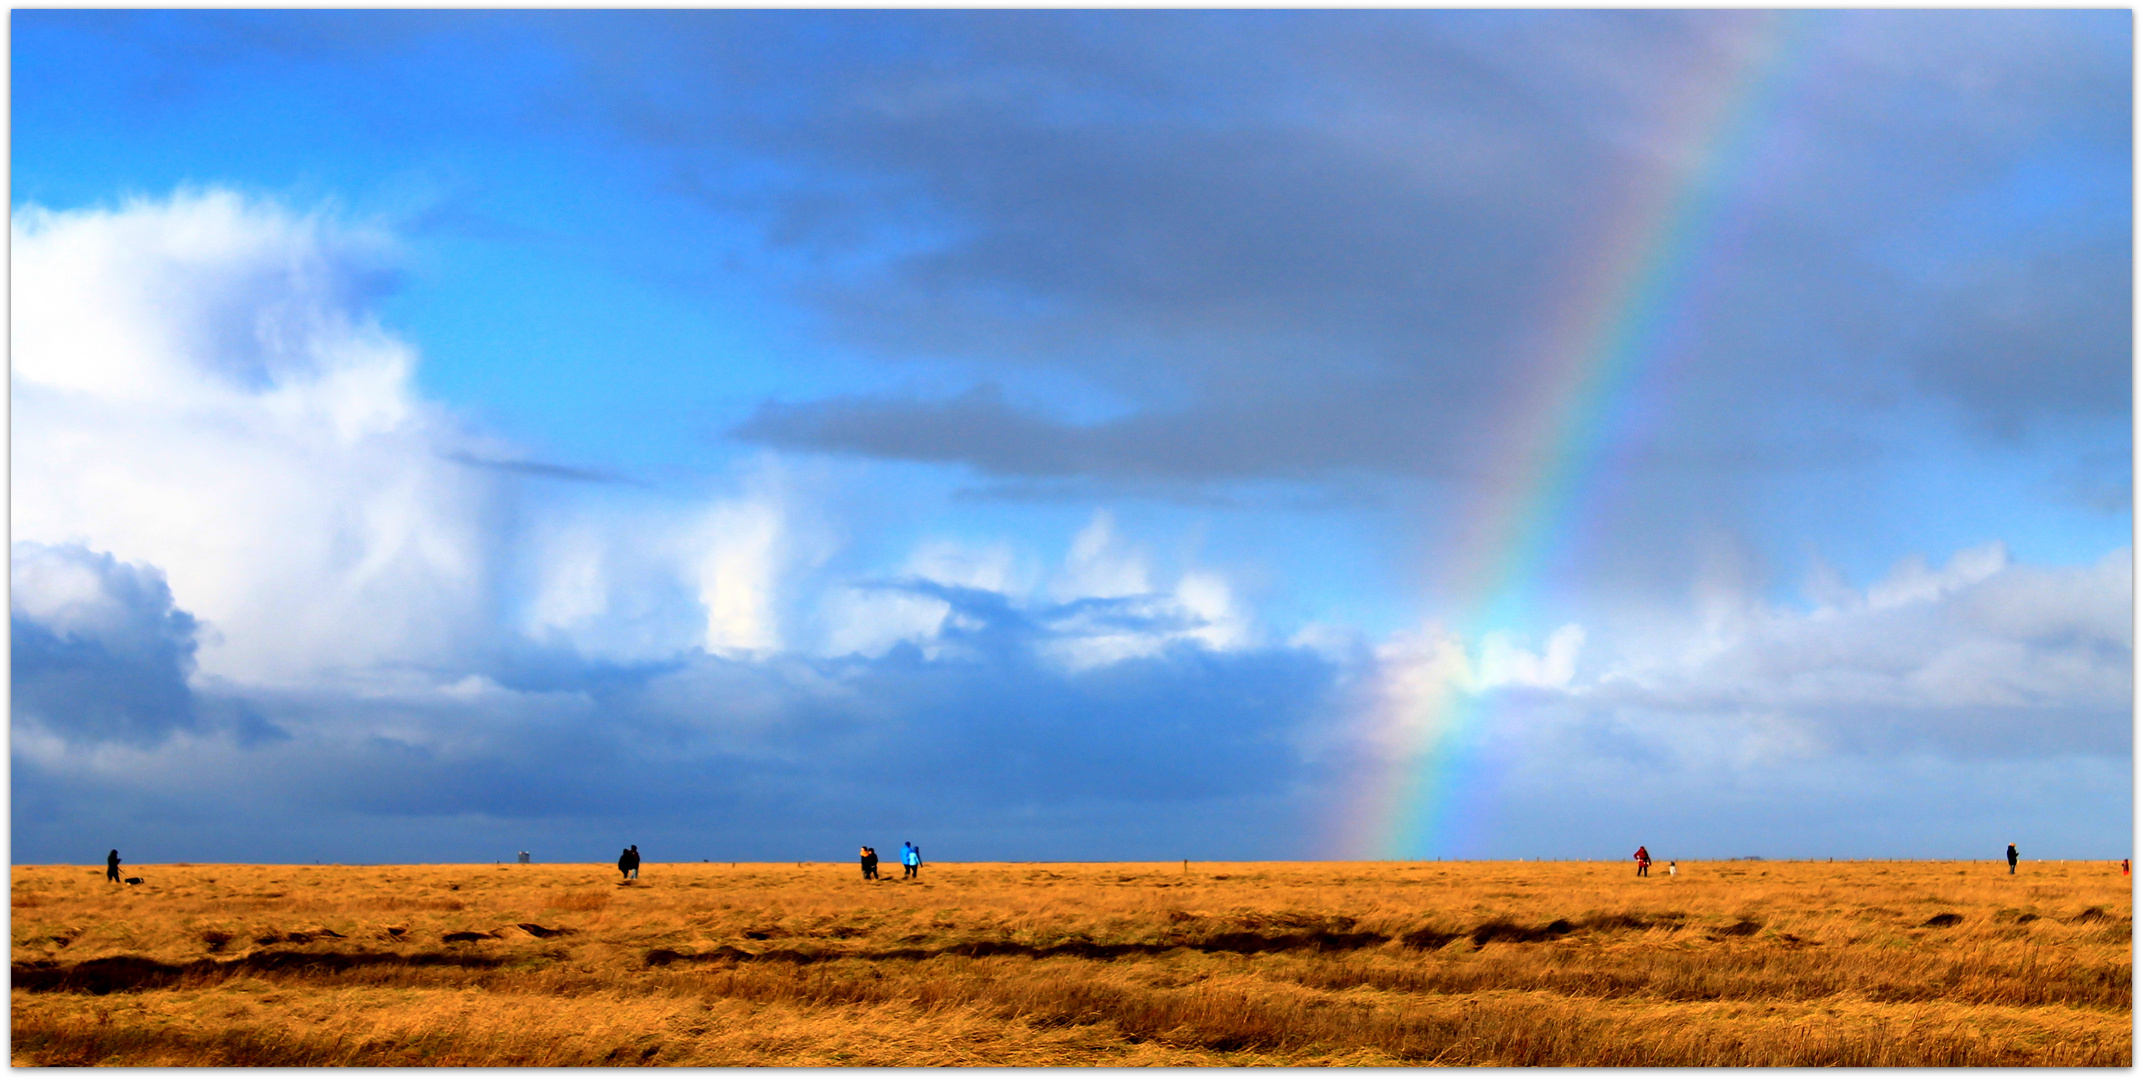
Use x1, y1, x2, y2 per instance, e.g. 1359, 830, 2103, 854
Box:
123, 876, 144, 886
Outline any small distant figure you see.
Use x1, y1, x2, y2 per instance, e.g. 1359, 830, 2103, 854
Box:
106, 850, 122, 884
860, 846, 880, 881
518, 851, 530, 865
619, 845, 641, 882
2006, 843, 2018, 875
901, 841, 921, 880
1633, 846, 1652, 877
2122, 859, 2129, 877
1667, 860, 1677, 877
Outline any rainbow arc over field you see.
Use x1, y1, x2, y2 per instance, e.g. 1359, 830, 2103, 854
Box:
1341, 13, 1812, 860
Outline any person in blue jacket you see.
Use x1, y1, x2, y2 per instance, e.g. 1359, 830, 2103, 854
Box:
901, 842, 921, 880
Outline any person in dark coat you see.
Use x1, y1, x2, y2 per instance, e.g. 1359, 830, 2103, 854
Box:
2006, 843, 2018, 875
1633, 846, 1651, 877
106, 850, 122, 884
619, 846, 641, 881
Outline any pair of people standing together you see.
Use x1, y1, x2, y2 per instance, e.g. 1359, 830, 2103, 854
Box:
859, 842, 922, 881
1632, 847, 1676, 877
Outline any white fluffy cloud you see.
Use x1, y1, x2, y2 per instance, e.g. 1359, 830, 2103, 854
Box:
13, 191, 500, 686
1036, 511, 1257, 668
810, 538, 1019, 659
11, 190, 1270, 692
1336, 540, 2127, 782
806, 511, 1259, 666
1365, 620, 1587, 699
1601, 542, 2131, 725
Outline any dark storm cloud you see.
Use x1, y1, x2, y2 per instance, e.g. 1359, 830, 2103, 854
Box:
584, 10, 2127, 485
9, 543, 292, 749
11, 571, 1343, 863
1901, 236, 2133, 434
675, 10, 1667, 482
733, 382, 1457, 482
10, 543, 203, 746
356, 581, 1329, 823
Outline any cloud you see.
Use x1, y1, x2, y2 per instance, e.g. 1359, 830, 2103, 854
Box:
1308, 539, 2129, 858
644, 11, 2130, 489
1331, 541, 2128, 779
8, 107, 2126, 864
1547, 543, 2133, 763
11, 543, 203, 746
11, 189, 504, 686
693, 497, 789, 654
9, 188, 1342, 862
13, 570, 1346, 863
445, 450, 632, 485
505, 457, 862, 665
10, 189, 850, 683
1646, 544, 2123, 705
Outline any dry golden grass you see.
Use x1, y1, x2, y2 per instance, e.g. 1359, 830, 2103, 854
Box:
11, 858, 2130, 1065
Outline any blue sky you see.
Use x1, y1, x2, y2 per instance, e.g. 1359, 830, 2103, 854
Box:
11, 10, 2131, 864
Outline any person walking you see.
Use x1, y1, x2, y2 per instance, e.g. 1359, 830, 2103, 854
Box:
2006, 843, 2018, 875
1666, 860, 1677, 878
627, 845, 641, 880
901, 842, 921, 880
1633, 846, 1651, 877
106, 850, 122, 884
618, 846, 641, 882
859, 845, 876, 880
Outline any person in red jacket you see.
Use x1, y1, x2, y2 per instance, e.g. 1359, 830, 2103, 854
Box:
1633, 846, 1651, 877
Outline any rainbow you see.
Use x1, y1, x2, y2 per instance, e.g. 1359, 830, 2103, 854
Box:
1339, 13, 1813, 860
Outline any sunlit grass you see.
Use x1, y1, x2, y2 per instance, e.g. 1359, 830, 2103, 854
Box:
11, 859, 2129, 1065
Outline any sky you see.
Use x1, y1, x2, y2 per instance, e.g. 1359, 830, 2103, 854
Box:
10, 9, 2132, 865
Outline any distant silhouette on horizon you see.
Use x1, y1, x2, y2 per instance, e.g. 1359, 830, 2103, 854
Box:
2006, 843, 2018, 875
106, 849, 121, 884
619, 845, 641, 881
901, 841, 921, 880
1633, 846, 1651, 877
860, 845, 880, 880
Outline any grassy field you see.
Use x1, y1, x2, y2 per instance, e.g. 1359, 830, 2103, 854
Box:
10, 858, 2130, 1066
